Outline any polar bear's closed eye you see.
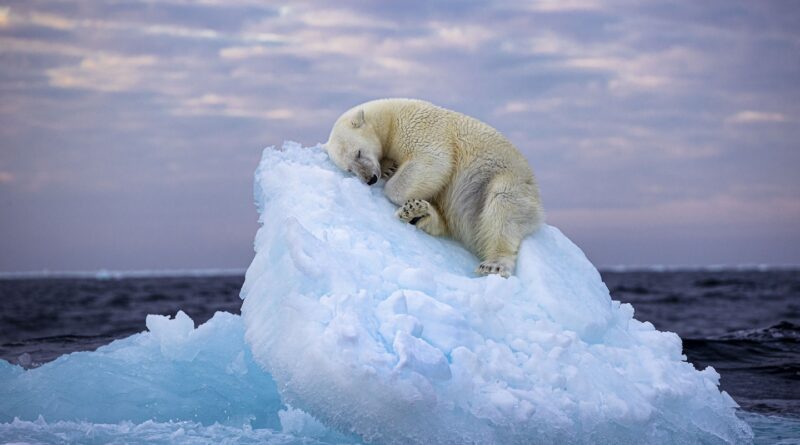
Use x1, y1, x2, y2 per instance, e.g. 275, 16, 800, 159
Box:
325, 109, 382, 185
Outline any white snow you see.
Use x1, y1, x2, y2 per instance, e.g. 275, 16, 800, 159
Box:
241, 142, 754, 444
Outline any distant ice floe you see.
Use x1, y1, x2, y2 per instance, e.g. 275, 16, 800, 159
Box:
240, 142, 754, 445
0, 268, 247, 280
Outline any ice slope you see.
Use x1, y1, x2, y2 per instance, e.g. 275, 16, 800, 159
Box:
0, 310, 355, 444
241, 142, 754, 445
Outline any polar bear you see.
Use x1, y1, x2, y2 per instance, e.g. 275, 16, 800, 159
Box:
325, 98, 543, 277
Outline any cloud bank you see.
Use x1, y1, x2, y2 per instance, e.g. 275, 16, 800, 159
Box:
0, 0, 798, 270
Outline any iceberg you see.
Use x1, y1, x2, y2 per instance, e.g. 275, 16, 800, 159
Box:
240, 142, 753, 444
0, 141, 762, 444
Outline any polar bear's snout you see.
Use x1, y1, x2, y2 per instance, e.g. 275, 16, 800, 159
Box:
352, 158, 380, 186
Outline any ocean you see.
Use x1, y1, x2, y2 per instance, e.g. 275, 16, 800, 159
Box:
1, 269, 798, 442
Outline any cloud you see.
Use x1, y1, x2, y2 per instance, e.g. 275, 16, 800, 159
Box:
293, 8, 396, 29
499, 29, 710, 94
0, 36, 90, 58
0, 171, 14, 184
568, 128, 722, 164
219, 45, 269, 59
6, 8, 285, 45
2, 0, 799, 269
0, 6, 10, 27
430, 23, 494, 51
549, 194, 800, 230
559, 47, 707, 93
525, 0, 605, 13
46, 55, 158, 92
27, 11, 77, 30
726, 110, 788, 124
171, 94, 297, 120
496, 98, 574, 115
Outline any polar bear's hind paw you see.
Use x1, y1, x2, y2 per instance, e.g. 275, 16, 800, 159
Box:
476, 259, 513, 278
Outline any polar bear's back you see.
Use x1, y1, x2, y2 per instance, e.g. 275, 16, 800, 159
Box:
365, 98, 542, 256
368, 99, 530, 172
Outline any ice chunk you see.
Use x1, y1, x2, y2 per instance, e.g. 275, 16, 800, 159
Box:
393, 331, 451, 381
0, 309, 356, 444
278, 405, 330, 438
241, 142, 754, 444
0, 312, 283, 429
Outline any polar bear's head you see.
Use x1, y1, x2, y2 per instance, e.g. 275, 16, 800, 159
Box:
325, 108, 382, 186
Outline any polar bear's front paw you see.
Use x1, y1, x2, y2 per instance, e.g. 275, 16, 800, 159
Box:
381, 160, 398, 180
396, 199, 431, 226
476, 259, 513, 278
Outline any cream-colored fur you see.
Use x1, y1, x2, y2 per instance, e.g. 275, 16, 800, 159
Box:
325, 98, 543, 277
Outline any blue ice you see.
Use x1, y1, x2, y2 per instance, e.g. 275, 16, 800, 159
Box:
1, 142, 778, 444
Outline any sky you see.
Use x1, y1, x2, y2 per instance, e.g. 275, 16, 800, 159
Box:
0, 0, 799, 272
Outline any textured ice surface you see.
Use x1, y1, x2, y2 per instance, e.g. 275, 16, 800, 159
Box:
0, 417, 332, 445
241, 142, 754, 445
0, 310, 355, 443
0, 311, 282, 428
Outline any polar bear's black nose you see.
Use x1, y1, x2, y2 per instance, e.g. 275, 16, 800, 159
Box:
367, 175, 378, 185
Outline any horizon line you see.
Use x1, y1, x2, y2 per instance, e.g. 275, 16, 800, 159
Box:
1, 264, 799, 280
0, 268, 248, 280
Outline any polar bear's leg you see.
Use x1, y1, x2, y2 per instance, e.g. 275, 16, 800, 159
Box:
475, 175, 539, 278
396, 199, 448, 237
384, 154, 452, 206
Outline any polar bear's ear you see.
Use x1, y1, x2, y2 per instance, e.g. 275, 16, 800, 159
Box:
350, 109, 366, 129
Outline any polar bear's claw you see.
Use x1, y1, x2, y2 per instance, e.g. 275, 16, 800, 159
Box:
476, 259, 512, 278
381, 162, 398, 180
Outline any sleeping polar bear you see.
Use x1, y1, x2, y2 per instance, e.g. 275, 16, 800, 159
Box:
325, 98, 543, 278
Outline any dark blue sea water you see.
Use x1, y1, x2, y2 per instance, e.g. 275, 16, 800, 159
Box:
1, 270, 799, 442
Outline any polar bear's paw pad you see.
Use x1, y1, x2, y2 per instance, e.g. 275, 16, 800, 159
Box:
396, 199, 431, 225
476, 258, 513, 278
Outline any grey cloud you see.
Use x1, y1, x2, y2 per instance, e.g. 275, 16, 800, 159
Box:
1, 0, 799, 270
